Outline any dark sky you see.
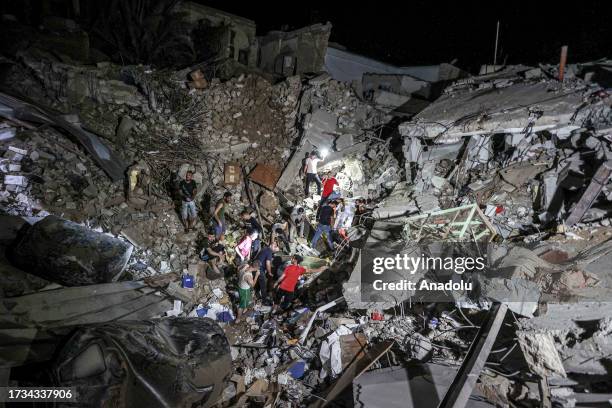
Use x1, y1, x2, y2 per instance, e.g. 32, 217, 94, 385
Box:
202, 1, 611, 72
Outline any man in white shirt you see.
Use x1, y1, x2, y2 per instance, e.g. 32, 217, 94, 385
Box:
304, 151, 322, 196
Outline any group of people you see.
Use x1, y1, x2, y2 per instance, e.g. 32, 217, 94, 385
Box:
301, 150, 368, 255
176, 152, 369, 319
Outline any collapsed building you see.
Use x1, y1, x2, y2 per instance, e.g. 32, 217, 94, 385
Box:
1, 3, 612, 408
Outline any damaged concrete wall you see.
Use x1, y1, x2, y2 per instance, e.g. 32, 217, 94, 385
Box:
258, 23, 332, 76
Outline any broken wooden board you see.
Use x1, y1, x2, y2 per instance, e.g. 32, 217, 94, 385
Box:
224, 162, 241, 185
565, 160, 612, 226
340, 332, 368, 370
249, 163, 282, 190
310, 340, 394, 408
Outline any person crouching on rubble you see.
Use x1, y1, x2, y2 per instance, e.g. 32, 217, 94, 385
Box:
311, 200, 337, 255
236, 230, 258, 264
179, 171, 198, 232
237, 260, 260, 319
213, 191, 232, 240
199, 229, 226, 278
273, 255, 327, 312
289, 205, 306, 241
272, 219, 291, 253
304, 151, 323, 196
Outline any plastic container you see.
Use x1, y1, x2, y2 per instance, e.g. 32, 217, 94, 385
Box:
182, 274, 194, 289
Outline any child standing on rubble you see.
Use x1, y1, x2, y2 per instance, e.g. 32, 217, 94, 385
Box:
237, 260, 260, 319
235, 230, 258, 264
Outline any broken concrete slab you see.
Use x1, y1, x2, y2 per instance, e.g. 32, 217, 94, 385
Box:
9, 215, 134, 286
0, 281, 171, 329
399, 77, 611, 142
516, 331, 567, 378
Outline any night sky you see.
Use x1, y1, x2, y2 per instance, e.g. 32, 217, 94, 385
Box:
202, 1, 611, 72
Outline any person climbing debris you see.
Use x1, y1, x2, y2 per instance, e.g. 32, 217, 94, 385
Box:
311, 200, 337, 254
213, 191, 232, 239
274, 255, 327, 312
304, 151, 323, 196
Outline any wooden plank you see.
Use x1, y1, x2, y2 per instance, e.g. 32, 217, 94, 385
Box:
310, 340, 394, 408
565, 160, 612, 226
437, 304, 508, 408
224, 162, 241, 185
340, 333, 367, 369
249, 163, 281, 190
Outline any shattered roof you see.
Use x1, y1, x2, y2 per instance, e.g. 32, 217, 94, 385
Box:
399, 69, 611, 142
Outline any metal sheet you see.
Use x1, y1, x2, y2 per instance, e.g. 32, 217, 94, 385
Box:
0, 92, 127, 181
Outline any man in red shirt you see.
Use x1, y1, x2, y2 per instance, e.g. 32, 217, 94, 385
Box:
274, 255, 327, 311
320, 171, 340, 206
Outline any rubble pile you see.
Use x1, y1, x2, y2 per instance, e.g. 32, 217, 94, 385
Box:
400, 64, 612, 235
1, 52, 308, 277
2, 13, 612, 407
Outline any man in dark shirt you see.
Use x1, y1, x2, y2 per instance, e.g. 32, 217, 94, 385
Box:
179, 171, 197, 232
199, 229, 226, 278
311, 200, 336, 252
256, 241, 278, 304
241, 210, 261, 234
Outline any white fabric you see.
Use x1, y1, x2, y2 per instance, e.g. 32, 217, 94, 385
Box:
305, 157, 321, 174
335, 201, 356, 229
238, 266, 251, 290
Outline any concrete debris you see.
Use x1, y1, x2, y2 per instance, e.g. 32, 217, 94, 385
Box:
517, 331, 567, 378
0, 11, 611, 408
